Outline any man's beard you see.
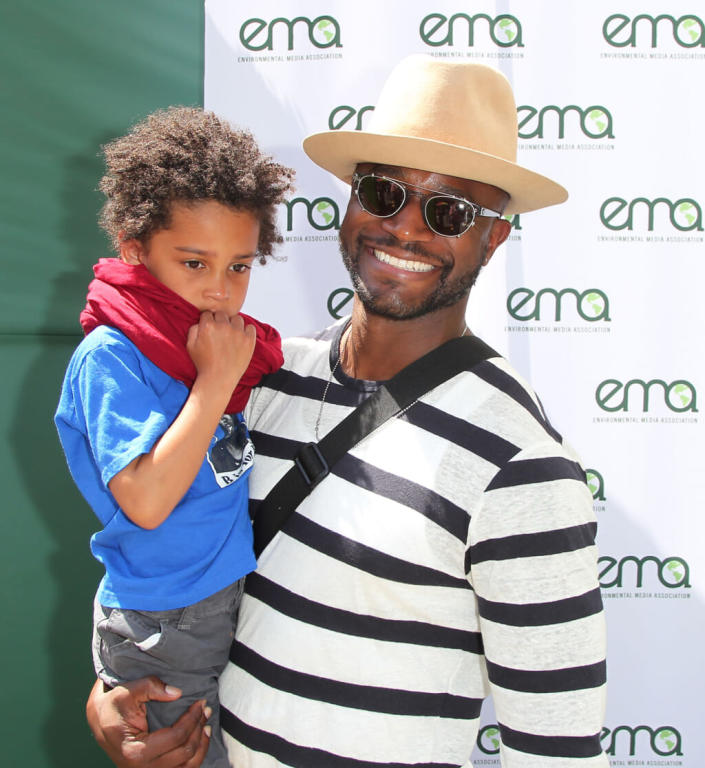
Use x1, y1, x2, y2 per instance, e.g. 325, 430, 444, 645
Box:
339, 235, 482, 321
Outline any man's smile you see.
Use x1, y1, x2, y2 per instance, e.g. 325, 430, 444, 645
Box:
371, 247, 437, 273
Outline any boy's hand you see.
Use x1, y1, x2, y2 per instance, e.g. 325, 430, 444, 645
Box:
109, 310, 257, 529
187, 311, 257, 396
86, 677, 209, 767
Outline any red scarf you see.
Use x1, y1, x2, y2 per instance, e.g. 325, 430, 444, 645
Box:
80, 258, 283, 413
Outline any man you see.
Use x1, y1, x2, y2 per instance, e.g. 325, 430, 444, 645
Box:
88, 56, 608, 767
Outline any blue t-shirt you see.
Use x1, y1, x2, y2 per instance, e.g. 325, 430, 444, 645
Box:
55, 325, 257, 610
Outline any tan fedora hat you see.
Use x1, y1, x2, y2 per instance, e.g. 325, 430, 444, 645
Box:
303, 55, 567, 215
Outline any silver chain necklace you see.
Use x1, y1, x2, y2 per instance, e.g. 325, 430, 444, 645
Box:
314, 328, 347, 442
314, 323, 469, 442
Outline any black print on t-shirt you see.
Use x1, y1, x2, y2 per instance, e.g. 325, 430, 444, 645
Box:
207, 415, 255, 488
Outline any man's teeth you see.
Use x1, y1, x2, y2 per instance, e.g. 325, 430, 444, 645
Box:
373, 249, 434, 272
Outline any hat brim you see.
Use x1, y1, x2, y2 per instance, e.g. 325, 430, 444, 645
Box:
303, 131, 568, 215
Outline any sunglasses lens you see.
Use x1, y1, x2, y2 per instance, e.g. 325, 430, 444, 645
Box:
356, 175, 477, 237
357, 176, 405, 217
426, 197, 474, 237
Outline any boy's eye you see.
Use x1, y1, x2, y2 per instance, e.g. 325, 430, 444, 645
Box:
230, 263, 252, 273
183, 260, 204, 270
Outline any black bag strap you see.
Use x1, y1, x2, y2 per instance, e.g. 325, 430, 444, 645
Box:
253, 333, 498, 556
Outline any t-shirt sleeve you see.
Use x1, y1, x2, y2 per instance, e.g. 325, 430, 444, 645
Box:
71, 341, 171, 487
467, 440, 608, 766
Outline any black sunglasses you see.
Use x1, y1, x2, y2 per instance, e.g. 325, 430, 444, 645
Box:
352, 172, 502, 238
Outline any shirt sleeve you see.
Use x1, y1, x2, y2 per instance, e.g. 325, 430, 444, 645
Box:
71, 340, 171, 487
467, 439, 609, 767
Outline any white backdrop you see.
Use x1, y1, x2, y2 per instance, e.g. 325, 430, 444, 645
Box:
204, 1, 704, 764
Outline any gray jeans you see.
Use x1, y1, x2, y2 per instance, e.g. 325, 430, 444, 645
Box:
93, 579, 244, 768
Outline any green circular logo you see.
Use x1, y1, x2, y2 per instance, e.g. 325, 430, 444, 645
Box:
312, 201, 335, 228
486, 727, 500, 749
586, 472, 599, 496
313, 19, 335, 44
585, 109, 609, 135
677, 16, 701, 43
581, 292, 606, 318
655, 728, 678, 754
673, 201, 697, 229
497, 18, 519, 42
663, 559, 685, 585
477, 725, 501, 754
667, 384, 694, 410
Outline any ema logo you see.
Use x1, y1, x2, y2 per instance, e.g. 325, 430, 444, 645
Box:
507, 288, 610, 322
518, 106, 614, 140
595, 379, 698, 413
327, 287, 354, 319
419, 12, 523, 47
599, 555, 691, 589
601, 725, 683, 757
603, 13, 704, 48
476, 724, 501, 755
239, 16, 342, 51
328, 105, 374, 131
585, 468, 605, 501
506, 213, 521, 230
600, 197, 703, 232
284, 196, 341, 231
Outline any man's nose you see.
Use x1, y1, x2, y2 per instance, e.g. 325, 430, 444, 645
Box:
380, 195, 434, 242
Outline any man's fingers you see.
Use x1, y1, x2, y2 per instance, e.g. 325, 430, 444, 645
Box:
181, 725, 211, 768
122, 676, 182, 705
142, 700, 208, 767
116, 700, 206, 768
174, 703, 210, 768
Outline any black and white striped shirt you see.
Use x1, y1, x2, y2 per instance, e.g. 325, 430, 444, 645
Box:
220, 321, 608, 767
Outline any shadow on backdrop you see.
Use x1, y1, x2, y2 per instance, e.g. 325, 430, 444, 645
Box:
10, 142, 114, 767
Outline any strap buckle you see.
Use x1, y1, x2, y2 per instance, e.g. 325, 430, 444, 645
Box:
294, 442, 330, 489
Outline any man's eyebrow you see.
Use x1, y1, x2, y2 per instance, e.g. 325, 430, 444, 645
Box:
174, 246, 257, 259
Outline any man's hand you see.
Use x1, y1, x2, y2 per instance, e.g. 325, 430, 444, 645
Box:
187, 311, 257, 397
86, 677, 210, 767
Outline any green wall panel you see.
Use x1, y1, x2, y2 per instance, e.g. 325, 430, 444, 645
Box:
1, 0, 204, 335
0, 2, 203, 765
0, 336, 109, 766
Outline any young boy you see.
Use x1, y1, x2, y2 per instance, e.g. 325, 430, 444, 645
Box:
55, 107, 294, 767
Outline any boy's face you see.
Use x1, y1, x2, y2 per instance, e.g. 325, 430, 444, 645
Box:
120, 200, 261, 318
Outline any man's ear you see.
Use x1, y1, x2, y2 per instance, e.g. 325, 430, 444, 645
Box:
482, 217, 512, 265
118, 234, 145, 265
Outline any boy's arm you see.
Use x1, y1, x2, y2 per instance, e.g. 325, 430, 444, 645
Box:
109, 311, 255, 530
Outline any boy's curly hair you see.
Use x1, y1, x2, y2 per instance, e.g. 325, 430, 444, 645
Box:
98, 107, 295, 261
